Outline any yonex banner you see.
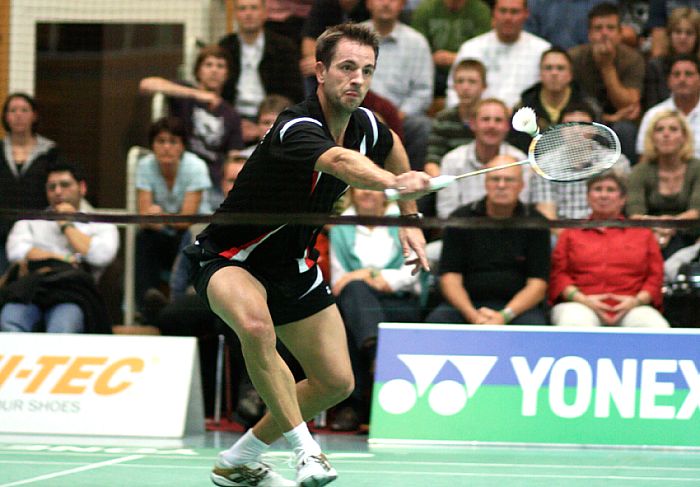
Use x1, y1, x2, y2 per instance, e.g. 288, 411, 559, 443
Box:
369, 324, 700, 447
0, 333, 204, 437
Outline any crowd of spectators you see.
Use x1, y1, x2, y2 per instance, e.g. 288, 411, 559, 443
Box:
5, 0, 700, 429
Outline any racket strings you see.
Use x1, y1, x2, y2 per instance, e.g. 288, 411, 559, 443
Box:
532, 122, 620, 181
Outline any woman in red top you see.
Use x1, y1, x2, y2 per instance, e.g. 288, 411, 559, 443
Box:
549, 172, 669, 327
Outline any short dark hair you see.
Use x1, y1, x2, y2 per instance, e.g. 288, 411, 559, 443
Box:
193, 45, 232, 81
316, 23, 379, 69
588, 2, 620, 27
2, 92, 39, 133
47, 160, 86, 184
257, 94, 293, 118
668, 54, 700, 77
561, 100, 597, 122
147, 117, 187, 147
540, 47, 572, 66
586, 170, 627, 196
453, 58, 487, 84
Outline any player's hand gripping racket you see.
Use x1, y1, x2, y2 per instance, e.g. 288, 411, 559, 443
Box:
385, 107, 621, 201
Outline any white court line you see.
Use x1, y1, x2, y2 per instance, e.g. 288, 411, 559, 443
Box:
341, 470, 700, 482
0, 454, 143, 487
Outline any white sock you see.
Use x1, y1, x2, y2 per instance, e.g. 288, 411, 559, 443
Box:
283, 422, 321, 456
221, 428, 269, 465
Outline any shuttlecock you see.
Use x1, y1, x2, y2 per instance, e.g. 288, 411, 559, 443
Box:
512, 106, 539, 136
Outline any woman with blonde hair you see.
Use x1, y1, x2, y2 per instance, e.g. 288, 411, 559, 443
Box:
644, 7, 700, 109
628, 109, 700, 257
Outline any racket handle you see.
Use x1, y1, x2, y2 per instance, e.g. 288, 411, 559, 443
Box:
429, 175, 457, 191
385, 188, 401, 201
385, 175, 457, 201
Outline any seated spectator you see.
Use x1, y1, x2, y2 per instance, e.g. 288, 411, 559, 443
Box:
426, 155, 550, 325
549, 172, 669, 328
139, 45, 244, 189
218, 0, 304, 141
264, 0, 313, 45
237, 94, 293, 167
647, 0, 700, 59
0, 93, 58, 274
330, 188, 422, 430
0, 161, 119, 333
135, 117, 212, 314
644, 8, 700, 110
628, 109, 700, 258
524, 0, 615, 50
637, 55, 700, 160
569, 2, 644, 163
447, 0, 551, 109
531, 102, 631, 224
361, 0, 435, 170
437, 98, 527, 218
425, 59, 488, 178
411, 0, 491, 97
516, 48, 601, 132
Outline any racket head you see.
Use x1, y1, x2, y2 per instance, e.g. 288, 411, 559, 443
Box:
528, 122, 621, 182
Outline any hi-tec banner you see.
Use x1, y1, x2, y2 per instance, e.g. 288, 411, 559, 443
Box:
0, 333, 204, 437
369, 324, 700, 447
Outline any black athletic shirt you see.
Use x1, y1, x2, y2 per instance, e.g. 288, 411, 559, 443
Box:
194, 94, 394, 274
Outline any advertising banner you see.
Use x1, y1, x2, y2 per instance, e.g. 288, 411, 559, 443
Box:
0, 333, 204, 437
370, 324, 700, 447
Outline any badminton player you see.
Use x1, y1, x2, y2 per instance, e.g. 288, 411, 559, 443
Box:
185, 23, 431, 487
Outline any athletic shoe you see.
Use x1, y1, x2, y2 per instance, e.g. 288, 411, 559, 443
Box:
210, 455, 296, 487
294, 449, 338, 487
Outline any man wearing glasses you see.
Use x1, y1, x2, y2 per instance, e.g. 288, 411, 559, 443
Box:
426, 155, 550, 325
0, 161, 119, 333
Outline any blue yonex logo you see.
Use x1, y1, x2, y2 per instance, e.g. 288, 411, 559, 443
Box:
378, 354, 498, 416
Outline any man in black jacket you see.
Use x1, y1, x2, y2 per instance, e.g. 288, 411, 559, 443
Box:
219, 0, 304, 143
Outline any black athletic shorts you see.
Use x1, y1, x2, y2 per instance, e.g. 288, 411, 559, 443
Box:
183, 243, 335, 326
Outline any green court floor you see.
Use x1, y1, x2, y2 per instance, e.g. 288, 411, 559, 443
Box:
0, 433, 699, 486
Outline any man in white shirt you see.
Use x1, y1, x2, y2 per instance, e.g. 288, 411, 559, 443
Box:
636, 55, 700, 159
446, 0, 550, 108
437, 98, 527, 218
0, 161, 119, 333
362, 0, 435, 170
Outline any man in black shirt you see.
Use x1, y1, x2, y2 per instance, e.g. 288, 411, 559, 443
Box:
427, 154, 550, 325
186, 23, 430, 487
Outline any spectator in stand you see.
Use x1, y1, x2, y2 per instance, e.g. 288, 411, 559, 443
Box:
0, 93, 58, 274
218, 0, 304, 142
0, 161, 119, 334
361, 0, 434, 170
647, 0, 700, 59
139, 45, 243, 189
524, 0, 616, 50
569, 2, 644, 163
238, 94, 294, 159
329, 188, 422, 431
426, 155, 550, 325
425, 60, 488, 178
531, 102, 631, 224
135, 117, 212, 314
437, 98, 527, 218
411, 0, 491, 97
516, 48, 601, 132
549, 172, 669, 328
447, 0, 551, 109
629, 109, 700, 258
637, 55, 700, 160
644, 8, 700, 110
300, 0, 370, 94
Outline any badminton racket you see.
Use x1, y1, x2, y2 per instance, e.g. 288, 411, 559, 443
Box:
385, 107, 621, 201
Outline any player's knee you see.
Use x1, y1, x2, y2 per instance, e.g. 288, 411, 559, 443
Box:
320, 369, 354, 403
237, 317, 276, 348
